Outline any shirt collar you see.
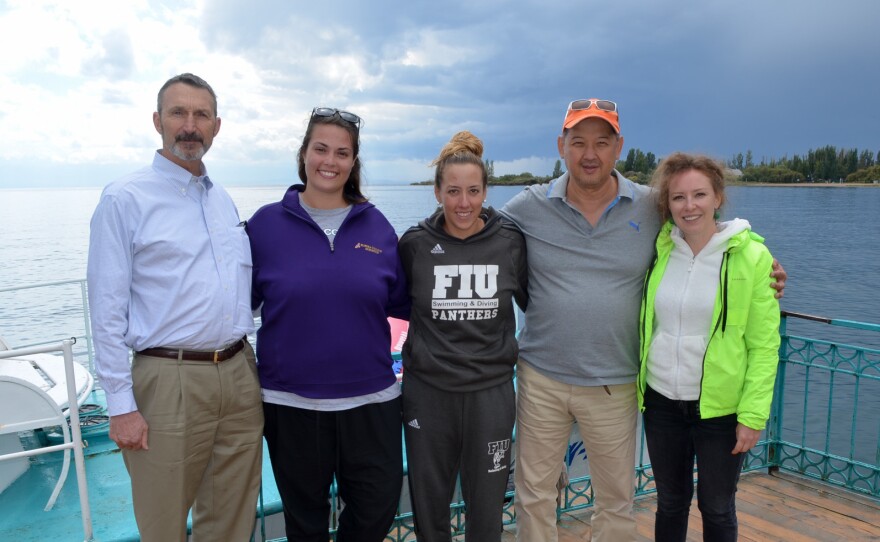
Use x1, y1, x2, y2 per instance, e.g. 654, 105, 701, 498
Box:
548, 169, 635, 201
152, 151, 212, 192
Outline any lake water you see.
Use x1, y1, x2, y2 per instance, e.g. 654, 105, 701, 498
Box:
2, 183, 877, 328
1, 183, 879, 463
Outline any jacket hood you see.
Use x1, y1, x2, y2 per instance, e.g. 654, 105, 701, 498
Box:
715, 218, 752, 251
661, 217, 753, 256
411, 206, 503, 243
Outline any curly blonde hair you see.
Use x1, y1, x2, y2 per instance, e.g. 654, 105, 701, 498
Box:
651, 152, 727, 223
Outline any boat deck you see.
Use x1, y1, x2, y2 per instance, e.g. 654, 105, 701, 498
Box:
496, 470, 880, 542
3, 300, 880, 541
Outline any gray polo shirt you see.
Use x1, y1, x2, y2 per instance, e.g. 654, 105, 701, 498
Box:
500, 171, 660, 386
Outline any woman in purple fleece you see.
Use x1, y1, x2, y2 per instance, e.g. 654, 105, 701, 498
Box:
247, 107, 410, 542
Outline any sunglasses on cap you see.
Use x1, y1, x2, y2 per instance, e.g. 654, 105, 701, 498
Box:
311, 107, 363, 129
567, 99, 618, 113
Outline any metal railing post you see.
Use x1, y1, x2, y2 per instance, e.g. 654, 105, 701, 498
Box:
767, 312, 788, 466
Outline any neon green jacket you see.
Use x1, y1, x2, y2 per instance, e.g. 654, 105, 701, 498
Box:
638, 221, 781, 430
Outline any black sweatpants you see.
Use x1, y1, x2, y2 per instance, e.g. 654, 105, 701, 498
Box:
402, 374, 516, 542
263, 398, 403, 542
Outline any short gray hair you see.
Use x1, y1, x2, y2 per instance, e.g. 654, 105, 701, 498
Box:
157, 73, 217, 115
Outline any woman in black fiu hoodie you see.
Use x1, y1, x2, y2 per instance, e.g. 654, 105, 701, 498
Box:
398, 131, 528, 541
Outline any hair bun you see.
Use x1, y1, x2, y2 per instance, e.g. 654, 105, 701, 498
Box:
432, 130, 484, 165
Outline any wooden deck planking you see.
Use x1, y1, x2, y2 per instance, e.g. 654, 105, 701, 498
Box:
735, 478, 878, 541
488, 470, 880, 541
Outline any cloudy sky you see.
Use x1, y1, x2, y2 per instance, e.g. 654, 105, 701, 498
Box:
1, 0, 878, 188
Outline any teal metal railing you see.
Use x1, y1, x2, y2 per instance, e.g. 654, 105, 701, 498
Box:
768, 310, 880, 496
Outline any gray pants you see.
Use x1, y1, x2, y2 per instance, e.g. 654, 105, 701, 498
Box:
402, 374, 516, 542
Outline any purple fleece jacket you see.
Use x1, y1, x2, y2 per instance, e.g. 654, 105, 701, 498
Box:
247, 185, 410, 399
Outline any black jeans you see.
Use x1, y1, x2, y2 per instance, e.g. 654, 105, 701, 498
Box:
643, 386, 745, 542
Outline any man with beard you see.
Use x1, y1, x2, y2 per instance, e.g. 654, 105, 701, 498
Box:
87, 73, 263, 541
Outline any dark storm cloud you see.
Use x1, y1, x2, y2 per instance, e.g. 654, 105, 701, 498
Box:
198, 0, 880, 168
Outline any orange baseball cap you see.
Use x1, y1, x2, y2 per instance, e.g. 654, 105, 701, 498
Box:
562, 98, 620, 134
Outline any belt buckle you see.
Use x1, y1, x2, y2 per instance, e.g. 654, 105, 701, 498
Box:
213, 348, 222, 364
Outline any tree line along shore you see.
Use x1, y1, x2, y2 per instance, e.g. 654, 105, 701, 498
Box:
411, 145, 880, 186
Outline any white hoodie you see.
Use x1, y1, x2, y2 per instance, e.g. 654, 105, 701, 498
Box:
646, 218, 751, 401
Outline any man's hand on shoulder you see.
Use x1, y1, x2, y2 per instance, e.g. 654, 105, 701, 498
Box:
770, 258, 787, 299
109, 411, 149, 451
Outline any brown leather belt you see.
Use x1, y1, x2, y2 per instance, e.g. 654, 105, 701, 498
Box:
137, 338, 246, 364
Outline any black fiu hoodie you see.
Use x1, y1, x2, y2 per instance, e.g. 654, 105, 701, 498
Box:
398, 207, 528, 392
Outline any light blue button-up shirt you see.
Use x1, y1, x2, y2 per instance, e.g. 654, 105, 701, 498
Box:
87, 152, 254, 415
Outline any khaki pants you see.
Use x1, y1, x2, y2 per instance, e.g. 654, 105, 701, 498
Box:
123, 342, 264, 542
514, 363, 637, 542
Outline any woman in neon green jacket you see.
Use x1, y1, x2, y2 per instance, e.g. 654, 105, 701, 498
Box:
637, 152, 780, 542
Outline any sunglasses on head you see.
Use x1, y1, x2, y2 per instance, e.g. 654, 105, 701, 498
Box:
311, 107, 363, 129
567, 99, 618, 113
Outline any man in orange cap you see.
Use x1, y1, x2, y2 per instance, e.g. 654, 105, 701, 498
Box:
501, 99, 786, 541
501, 98, 646, 541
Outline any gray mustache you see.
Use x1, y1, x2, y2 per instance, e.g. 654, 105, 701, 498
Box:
176, 133, 203, 143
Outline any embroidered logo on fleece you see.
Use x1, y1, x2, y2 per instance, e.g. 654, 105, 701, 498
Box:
354, 242, 382, 254
430, 244, 445, 254
629, 221, 641, 232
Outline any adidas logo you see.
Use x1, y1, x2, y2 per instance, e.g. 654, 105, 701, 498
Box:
430, 244, 444, 254
408, 419, 421, 429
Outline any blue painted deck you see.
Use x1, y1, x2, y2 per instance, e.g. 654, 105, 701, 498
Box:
0, 390, 282, 542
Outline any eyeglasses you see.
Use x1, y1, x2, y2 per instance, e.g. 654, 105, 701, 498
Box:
567, 99, 618, 113
311, 107, 363, 129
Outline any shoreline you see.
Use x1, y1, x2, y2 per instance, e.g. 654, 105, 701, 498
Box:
414, 179, 880, 188
726, 181, 880, 187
